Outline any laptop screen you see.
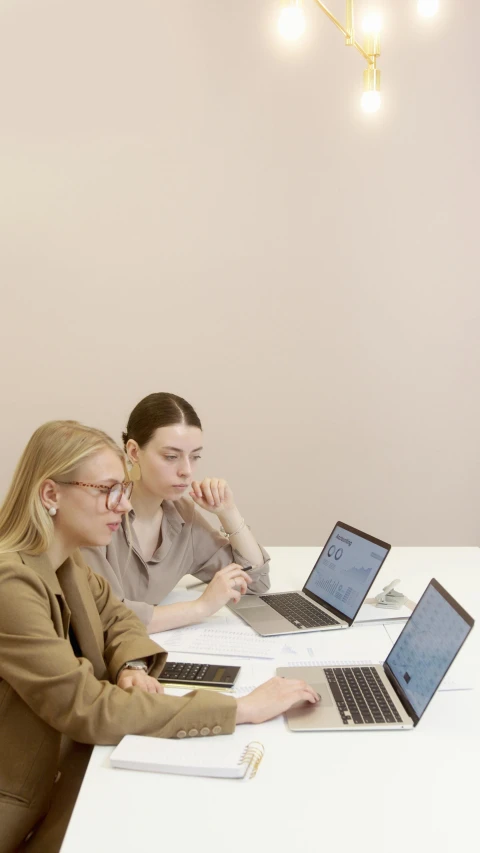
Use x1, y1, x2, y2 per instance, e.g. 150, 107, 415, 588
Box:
303, 524, 389, 621
385, 581, 473, 721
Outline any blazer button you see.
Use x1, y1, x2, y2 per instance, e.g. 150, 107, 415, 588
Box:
212, 725, 222, 735
188, 728, 199, 737
200, 726, 210, 736
176, 730, 187, 738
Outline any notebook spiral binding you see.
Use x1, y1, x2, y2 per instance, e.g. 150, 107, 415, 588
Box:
238, 741, 265, 780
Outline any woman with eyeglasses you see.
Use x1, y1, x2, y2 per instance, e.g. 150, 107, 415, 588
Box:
83, 392, 271, 633
0, 420, 318, 853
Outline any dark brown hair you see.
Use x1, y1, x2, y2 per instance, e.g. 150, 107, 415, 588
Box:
122, 393, 202, 450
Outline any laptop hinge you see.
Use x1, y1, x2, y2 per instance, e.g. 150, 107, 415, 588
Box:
383, 663, 418, 725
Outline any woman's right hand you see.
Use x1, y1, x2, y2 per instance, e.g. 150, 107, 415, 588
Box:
235, 677, 320, 725
195, 564, 252, 618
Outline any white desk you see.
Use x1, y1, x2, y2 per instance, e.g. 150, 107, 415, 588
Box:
60, 548, 480, 853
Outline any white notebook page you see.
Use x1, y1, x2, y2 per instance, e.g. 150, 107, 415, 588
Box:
110, 734, 263, 779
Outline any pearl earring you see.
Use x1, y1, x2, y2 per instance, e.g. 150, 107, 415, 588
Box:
48, 507, 57, 517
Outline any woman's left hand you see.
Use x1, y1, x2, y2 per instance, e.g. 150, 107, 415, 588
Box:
117, 670, 165, 694
190, 478, 235, 515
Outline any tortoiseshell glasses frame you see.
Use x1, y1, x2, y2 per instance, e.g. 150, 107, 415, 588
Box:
58, 480, 134, 510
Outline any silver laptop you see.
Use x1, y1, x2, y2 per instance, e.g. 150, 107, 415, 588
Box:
277, 578, 474, 731
228, 521, 390, 636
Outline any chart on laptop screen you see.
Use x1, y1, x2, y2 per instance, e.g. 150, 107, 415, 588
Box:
304, 526, 388, 620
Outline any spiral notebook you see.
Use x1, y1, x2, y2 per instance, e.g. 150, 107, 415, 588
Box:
110, 734, 264, 780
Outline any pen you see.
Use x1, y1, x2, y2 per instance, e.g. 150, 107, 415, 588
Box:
185, 565, 254, 590
160, 683, 232, 693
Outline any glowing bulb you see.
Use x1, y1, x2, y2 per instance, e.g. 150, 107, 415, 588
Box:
362, 12, 382, 34
361, 90, 381, 113
417, 0, 439, 16
278, 3, 306, 41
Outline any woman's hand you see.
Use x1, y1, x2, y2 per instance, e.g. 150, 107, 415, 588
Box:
235, 677, 320, 725
195, 564, 252, 618
190, 478, 235, 515
117, 670, 165, 694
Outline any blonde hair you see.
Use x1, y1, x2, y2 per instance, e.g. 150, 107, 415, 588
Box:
0, 420, 127, 556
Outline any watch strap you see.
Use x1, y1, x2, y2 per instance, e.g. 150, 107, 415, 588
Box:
117, 659, 148, 681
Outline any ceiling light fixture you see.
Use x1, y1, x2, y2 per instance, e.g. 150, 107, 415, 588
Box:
277, 0, 307, 40
417, 0, 439, 17
278, 1, 382, 113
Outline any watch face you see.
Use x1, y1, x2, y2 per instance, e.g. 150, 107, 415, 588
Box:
117, 662, 148, 686
124, 661, 148, 672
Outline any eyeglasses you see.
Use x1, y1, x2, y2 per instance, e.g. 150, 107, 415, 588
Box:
58, 480, 134, 510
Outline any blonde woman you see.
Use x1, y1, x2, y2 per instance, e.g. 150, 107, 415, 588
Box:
0, 420, 318, 853
83, 392, 271, 633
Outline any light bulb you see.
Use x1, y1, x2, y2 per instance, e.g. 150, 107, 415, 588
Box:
278, 4, 306, 41
417, 0, 439, 16
361, 90, 381, 113
362, 13, 382, 34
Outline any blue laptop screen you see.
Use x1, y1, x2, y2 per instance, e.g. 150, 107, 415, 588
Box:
386, 583, 471, 719
303, 525, 389, 621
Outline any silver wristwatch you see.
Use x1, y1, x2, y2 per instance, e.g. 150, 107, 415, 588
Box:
117, 659, 148, 680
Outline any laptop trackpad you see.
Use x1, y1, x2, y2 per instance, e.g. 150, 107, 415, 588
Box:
233, 596, 266, 610
277, 667, 333, 707
251, 606, 291, 624
285, 682, 333, 727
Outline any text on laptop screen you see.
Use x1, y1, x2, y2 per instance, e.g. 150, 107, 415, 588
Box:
386, 584, 471, 719
304, 525, 388, 620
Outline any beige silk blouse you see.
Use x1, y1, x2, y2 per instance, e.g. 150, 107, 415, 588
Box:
81, 498, 271, 625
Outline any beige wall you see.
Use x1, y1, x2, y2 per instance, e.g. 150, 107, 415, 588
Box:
0, 1, 478, 546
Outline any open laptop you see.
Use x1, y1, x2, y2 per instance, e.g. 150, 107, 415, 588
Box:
228, 521, 391, 636
277, 578, 474, 731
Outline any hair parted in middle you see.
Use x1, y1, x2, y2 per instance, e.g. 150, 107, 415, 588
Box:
122, 393, 202, 451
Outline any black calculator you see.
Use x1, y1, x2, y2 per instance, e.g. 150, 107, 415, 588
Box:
158, 661, 240, 688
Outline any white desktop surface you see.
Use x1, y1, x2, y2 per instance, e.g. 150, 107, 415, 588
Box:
60, 547, 480, 853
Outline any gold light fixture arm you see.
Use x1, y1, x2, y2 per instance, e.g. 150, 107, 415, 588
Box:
312, 0, 373, 64
345, 0, 354, 44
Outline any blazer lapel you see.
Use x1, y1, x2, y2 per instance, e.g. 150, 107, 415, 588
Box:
56, 556, 107, 679
20, 551, 71, 637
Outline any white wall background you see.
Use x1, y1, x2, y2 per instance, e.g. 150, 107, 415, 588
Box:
0, 0, 478, 545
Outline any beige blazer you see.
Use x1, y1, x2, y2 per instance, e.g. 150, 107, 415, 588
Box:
0, 550, 236, 853
82, 498, 271, 624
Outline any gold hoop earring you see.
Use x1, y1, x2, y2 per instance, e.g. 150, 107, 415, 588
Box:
128, 462, 141, 482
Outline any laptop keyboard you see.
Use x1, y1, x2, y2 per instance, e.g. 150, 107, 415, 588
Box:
259, 592, 339, 628
325, 666, 403, 725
